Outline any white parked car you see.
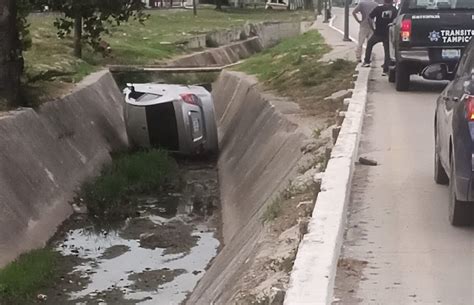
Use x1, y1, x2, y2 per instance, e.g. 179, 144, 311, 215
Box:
265, 0, 289, 10
123, 83, 218, 156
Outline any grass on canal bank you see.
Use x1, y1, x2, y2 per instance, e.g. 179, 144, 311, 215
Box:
21, 8, 312, 108
24, 8, 312, 83
237, 30, 357, 116
0, 249, 57, 305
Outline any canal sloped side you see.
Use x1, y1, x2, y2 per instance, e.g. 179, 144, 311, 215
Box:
186, 71, 313, 304
0, 70, 128, 268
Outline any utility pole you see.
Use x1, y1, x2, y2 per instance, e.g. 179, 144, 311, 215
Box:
323, 0, 329, 23
343, 0, 351, 41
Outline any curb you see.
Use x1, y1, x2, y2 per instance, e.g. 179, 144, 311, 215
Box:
284, 23, 372, 305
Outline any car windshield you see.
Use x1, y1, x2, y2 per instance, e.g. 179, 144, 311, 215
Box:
408, 0, 474, 9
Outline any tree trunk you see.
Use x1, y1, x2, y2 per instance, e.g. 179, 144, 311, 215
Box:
317, 0, 322, 14
170, 0, 174, 8
215, 0, 222, 10
0, 0, 22, 109
73, 10, 82, 58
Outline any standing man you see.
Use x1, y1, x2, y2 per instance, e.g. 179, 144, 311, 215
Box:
352, 0, 378, 63
362, 0, 398, 75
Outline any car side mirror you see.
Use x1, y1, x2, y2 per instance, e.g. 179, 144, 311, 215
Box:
421, 64, 452, 81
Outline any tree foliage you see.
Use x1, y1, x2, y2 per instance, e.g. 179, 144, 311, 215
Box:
49, 0, 148, 54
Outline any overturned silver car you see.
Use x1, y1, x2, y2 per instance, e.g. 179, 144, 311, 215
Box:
123, 83, 218, 156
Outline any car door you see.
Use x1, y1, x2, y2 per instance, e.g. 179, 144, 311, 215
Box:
439, 44, 474, 172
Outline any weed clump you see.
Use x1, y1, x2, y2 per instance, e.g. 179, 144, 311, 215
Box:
78, 149, 177, 222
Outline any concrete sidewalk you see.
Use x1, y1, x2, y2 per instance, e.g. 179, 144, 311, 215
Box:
311, 17, 357, 62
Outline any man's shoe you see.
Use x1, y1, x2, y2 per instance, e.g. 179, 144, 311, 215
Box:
362, 62, 371, 67
382, 71, 387, 76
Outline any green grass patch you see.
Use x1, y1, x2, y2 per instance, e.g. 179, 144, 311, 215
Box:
0, 249, 57, 304
24, 9, 312, 83
237, 30, 330, 81
78, 149, 177, 222
237, 31, 357, 116
21, 8, 312, 108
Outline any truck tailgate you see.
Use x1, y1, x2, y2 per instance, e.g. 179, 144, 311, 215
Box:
408, 12, 474, 47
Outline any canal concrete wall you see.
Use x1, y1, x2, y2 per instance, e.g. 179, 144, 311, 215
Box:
186, 71, 309, 304
0, 70, 128, 267
169, 21, 310, 67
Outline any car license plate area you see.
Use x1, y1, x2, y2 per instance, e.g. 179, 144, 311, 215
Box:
442, 49, 461, 60
189, 111, 203, 142
192, 117, 200, 133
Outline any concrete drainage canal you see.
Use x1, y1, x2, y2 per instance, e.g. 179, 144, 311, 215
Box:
39, 72, 224, 305
1, 50, 354, 304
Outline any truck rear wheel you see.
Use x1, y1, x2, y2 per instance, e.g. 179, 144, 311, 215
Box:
395, 62, 410, 92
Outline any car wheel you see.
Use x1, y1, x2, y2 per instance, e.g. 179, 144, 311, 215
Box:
388, 67, 396, 83
449, 158, 473, 226
434, 132, 448, 185
395, 62, 410, 92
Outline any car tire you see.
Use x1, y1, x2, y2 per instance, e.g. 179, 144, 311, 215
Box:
449, 158, 473, 226
434, 132, 448, 185
395, 62, 410, 92
388, 67, 396, 83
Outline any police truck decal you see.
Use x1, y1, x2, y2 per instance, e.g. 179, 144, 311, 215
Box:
428, 29, 474, 43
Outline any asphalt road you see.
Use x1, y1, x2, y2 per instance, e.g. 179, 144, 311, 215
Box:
331, 8, 474, 305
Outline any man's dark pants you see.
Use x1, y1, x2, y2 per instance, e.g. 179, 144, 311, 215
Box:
364, 34, 390, 72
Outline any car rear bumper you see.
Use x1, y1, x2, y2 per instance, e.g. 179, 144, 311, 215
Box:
400, 50, 430, 63
397, 48, 461, 75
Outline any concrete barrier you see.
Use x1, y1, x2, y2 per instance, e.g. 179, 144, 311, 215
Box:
186, 71, 308, 304
168, 21, 305, 67
168, 37, 264, 67
251, 22, 302, 48
0, 70, 128, 267
284, 65, 370, 305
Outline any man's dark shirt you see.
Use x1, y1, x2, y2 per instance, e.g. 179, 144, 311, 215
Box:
370, 4, 398, 36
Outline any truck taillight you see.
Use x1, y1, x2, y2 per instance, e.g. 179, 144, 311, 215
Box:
400, 19, 412, 42
465, 95, 474, 121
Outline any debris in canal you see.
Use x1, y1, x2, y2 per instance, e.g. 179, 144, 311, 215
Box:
358, 157, 378, 166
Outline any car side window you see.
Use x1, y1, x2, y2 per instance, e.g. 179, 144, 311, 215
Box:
456, 44, 473, 77
466, 51, 474, 76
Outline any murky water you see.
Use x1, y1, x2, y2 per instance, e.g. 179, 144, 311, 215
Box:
52, 162, 221, 305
